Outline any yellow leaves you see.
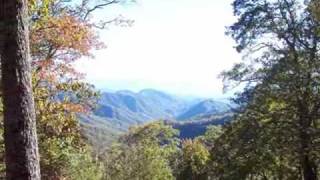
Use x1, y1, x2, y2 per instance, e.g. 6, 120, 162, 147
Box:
37, 101, 81, 138
29, 0, 54, 18
29, 0, 37, 12
267, 99, 287, 112
34, 85, 81, 138
33, 77, 97, 144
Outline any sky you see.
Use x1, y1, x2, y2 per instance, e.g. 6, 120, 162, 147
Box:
75, 0, 241, 98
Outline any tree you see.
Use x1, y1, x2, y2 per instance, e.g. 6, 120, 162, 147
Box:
0, 0, 41, 179
104, 121, 179, 180
176, 139, 210, 180
219, 0, 320, 179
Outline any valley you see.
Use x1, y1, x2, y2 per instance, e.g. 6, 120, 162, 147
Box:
80, 89, 233, 147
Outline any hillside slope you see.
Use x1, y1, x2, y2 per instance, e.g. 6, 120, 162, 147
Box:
80, 89, 232, 145
93, 89, 190, 127
176, 99, 231, 120
166, 113, 233, 139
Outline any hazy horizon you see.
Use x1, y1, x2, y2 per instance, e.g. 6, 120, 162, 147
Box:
75, 0, 241, 98
95, 84, 239, 100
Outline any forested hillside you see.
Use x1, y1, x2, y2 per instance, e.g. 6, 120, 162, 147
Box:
167, 113, 232, 139
80, 89, 232, 148
92, 89, 230, 125
176, 100, 231, 121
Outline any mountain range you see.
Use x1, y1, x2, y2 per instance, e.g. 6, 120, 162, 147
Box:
93, 89, 230, 125
80, 89, 232, 147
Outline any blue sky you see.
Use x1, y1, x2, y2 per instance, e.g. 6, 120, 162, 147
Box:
75, 0, 241, 98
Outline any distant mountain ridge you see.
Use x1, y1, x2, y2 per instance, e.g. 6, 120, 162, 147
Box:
92, 89, 231, 127
176, 99, 231, 120
80, 89, 232, 146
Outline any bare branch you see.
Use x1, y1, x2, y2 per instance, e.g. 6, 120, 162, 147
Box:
83, 0, 119, 20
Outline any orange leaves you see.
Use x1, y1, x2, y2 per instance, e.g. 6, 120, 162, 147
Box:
46, 16, 92, 55
29, 0, 100, 157
31, 15, 103, 60
29, 1, 105, 96
31, 14, 104, 90
29, 2, 100, 149
63, 103, 87, 113
25, 1, 104, 178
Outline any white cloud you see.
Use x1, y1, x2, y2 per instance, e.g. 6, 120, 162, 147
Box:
75, 0, 241, 98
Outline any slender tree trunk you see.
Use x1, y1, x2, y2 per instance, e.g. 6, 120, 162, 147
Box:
298, 113, 317, 180
301, 154, 317, 180
0, 0, 41, 179
299, 131, 317, 180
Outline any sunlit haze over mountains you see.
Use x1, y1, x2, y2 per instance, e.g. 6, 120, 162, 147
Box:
75, 0, 241, 98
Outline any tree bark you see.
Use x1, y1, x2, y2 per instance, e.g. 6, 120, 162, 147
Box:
0, 0, 41, 179
298, 108, 317, 180
301, 154, 317, 180
299, 129, 317, 180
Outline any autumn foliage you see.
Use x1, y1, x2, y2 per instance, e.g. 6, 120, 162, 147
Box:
0, 0, 107, 179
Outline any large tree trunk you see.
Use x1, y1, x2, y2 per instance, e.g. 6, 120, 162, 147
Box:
0, 0, 41, 179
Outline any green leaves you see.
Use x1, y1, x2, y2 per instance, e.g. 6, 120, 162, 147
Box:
216, 0, 320, 179
178, 139, 210, 180
103, 122, 178, 180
